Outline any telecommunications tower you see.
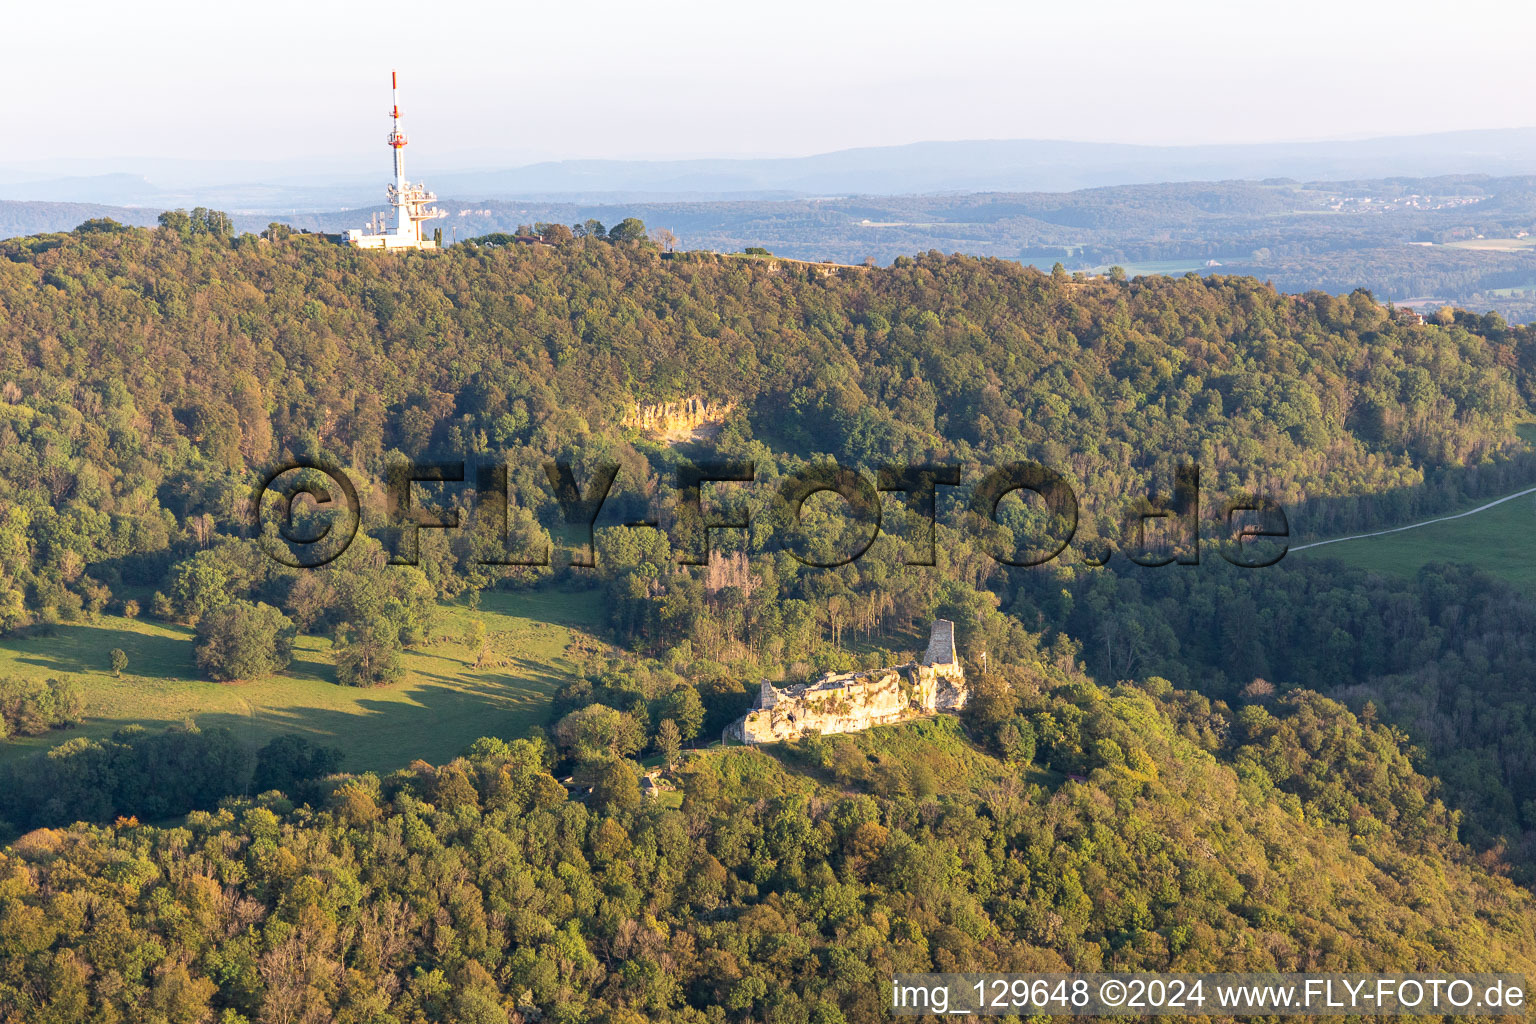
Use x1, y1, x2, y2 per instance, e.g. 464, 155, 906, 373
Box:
346, 71, 446, 250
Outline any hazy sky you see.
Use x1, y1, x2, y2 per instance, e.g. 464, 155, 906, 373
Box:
10, 0, 1536, 170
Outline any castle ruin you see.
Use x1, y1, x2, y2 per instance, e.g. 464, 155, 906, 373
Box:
727, 620, 968, 745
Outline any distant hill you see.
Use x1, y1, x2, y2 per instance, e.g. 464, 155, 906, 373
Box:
9, 127, 1536, 210
0, 200, 160, 237
252, 175, 1536, 323
0, 172, 158, 205
428, 129, 1536, 197
13, 169, 1536, 324
12, 171, 1536, 323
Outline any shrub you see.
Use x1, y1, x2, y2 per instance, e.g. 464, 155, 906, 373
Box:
0, 724, 251, 831
253, 734, 344, 798
193, 600, 295, 682
333, 619, 404, 687
607, 217, 648, 243
0, 676, 84, 737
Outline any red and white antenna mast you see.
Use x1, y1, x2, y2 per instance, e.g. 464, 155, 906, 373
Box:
349, 70, 443, 249
387, 70, 410, 234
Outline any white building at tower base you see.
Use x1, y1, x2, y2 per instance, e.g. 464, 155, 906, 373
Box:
347, 71, 445, 252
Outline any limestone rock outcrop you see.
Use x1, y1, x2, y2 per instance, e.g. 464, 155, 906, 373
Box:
620, 396, 734, 441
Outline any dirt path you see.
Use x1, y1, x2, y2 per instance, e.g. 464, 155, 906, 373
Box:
1291, 485, 1536, 553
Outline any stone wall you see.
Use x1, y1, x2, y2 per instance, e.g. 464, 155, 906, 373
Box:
728, 620, 968, 745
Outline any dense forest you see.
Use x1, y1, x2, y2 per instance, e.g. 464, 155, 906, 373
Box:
4, 217, 1536, 1020
2, 209, 1531, 614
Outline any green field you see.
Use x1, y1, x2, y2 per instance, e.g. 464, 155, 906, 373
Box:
1292, 490, 1536, 589
1444, 236, 1536, 252
0, 587, 606, 772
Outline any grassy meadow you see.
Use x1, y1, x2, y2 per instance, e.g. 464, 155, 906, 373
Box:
1443, 236, 1536, 252
1292, 489, 1536, 589
0, 586, 607, 772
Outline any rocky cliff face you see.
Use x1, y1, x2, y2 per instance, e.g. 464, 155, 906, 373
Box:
620, 396, 734, 441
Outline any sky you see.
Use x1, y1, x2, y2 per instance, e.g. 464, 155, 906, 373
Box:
9, 0, 1536, 172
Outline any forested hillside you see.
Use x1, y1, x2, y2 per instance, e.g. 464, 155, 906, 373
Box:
4, 217, 1536, 1021
1, 213, 1531, 609
4, 687, 1536, 1023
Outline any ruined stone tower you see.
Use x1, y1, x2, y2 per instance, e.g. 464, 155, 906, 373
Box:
923, 619, 957, 669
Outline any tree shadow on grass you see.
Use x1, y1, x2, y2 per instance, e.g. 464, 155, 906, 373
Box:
4, 621, 196, 680
282, 650, 338, 685
475, 584, 608, 629
191, 669, 566, 772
